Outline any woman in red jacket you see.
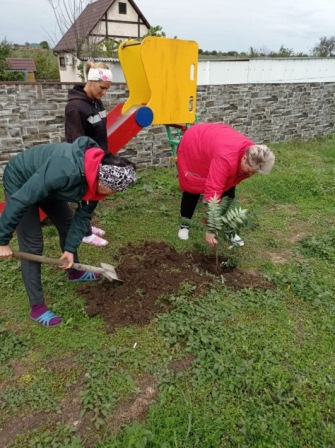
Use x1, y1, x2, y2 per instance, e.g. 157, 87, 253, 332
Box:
177, 123, 275, 247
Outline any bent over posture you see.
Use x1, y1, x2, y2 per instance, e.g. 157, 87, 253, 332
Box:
177, 123, 275, 246
0, 137, 136, 327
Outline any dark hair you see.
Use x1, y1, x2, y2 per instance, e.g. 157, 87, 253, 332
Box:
101, 153, 136, 170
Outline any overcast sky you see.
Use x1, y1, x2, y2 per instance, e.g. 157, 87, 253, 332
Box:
2, 0, 335, 54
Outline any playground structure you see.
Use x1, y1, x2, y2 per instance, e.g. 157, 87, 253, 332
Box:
0, 36, 199, 218
107, 36, 198, 154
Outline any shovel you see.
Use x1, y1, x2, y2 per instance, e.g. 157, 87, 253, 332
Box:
11, 251, 122, 283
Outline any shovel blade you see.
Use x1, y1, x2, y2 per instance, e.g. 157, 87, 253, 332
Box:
100, 262, 123, 283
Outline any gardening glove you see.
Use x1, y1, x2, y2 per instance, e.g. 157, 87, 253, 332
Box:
205, 231, 218, 247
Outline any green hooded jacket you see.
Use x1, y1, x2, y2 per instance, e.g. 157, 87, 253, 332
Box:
0, 136, 100, 253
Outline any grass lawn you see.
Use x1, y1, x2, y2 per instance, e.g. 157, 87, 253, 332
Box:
0, 135, 335, 447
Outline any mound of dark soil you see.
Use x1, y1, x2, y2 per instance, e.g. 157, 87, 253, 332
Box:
79, 241, 273, 332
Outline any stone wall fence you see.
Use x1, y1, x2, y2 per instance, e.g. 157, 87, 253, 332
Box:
1, 81, 335, 180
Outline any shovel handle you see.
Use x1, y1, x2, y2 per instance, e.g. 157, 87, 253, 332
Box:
12, 251, 66, 267
11, 251, 104, 274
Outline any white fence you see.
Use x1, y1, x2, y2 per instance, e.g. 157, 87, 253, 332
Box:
104, 57, 335, 85
197, 58, 335, 85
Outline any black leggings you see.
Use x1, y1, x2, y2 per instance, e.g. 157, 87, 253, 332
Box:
5, 191, 79, 307
180, 186, 236, 220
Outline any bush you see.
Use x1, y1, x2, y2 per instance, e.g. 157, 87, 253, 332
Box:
0, 70, 25, 81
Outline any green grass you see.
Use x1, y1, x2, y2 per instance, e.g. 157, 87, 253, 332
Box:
1, 134, 335, 447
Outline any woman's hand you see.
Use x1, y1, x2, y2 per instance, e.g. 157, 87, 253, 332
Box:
59, 251, 74, 269
205, 231, 218, 247
0, 245, 12, 259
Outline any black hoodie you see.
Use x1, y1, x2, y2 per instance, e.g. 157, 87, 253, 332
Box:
65, 84, 108, 152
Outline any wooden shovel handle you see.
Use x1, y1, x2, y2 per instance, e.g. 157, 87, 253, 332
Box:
11, 251, 104, 274
12, 251, 66, 267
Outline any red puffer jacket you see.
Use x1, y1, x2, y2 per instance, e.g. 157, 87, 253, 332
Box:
177, 123, 255, 201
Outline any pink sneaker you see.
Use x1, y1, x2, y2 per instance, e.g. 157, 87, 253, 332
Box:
82, 234, 108, 246
91, 226, 106, 237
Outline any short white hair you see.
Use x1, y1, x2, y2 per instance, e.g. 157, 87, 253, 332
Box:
246, 145, 275, 174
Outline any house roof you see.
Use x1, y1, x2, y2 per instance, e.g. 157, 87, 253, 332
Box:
6, 58, 36, 72
53, 0, 151, 53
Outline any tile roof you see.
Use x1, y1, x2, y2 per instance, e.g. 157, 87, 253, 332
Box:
6, 58, 36, 72
53, 0, 150, 53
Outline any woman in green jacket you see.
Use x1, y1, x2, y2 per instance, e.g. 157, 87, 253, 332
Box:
0, 137, 136, 327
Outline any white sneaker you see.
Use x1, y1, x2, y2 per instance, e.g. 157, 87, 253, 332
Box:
178, 227, 189, 240
230, 234, 244, 246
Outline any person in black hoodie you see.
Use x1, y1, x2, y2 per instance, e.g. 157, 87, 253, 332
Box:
65, 61, 113, 246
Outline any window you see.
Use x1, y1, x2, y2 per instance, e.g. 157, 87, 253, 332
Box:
59, 56, 66, 67
118, 2, 127, 14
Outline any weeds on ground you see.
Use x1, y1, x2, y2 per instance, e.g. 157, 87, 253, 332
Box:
1, 135, 335, 446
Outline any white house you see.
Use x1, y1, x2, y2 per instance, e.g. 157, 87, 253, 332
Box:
53, 0, 150, 82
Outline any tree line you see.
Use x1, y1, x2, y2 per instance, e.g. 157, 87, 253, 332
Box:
1, 34, 335, 82
0, 39, 59, 81
199, 36, 335, 58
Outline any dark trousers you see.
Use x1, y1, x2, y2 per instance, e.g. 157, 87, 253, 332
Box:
180, 186, 236, 221
6, 191, 79, 307
85, 226, 93, 237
